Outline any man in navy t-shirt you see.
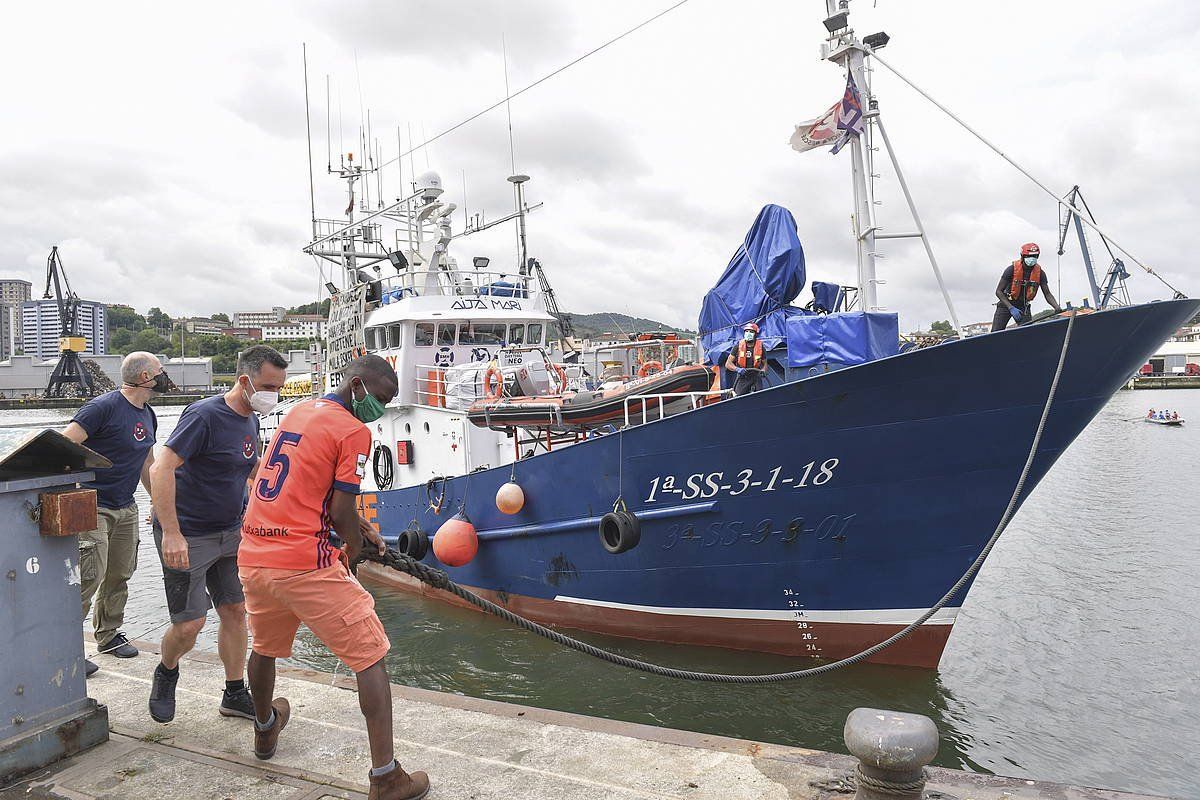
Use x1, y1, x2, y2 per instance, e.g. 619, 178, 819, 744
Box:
63, 351, 166, 675
148, 345, 288, 724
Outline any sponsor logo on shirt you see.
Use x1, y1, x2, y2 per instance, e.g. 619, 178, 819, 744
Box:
242, 435, 256, 459
133, 421, 148, 442
355, 452, 368, 478
244, 524, 290, 537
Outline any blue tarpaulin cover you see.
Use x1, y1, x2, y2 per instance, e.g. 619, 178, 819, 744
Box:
810, 281, 842, 313
699, 205, 807, 365
785, 311, 900, 369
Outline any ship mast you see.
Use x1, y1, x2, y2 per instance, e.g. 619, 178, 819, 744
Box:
823, 0, 878, 311
821, 0, 962, 333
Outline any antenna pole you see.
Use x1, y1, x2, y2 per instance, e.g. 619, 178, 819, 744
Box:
325, 74, 331, 172
508, 174, 530, 274
396, 126, 404, 198
302, 44, 317, 230
502, 34, 517, 174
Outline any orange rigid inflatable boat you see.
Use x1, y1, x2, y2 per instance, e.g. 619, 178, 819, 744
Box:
467, 364, 715, 429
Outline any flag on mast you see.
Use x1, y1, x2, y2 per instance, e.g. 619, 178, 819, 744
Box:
789, 101, 840, 152
830, 72, 864, 155
789, 71, 865, 155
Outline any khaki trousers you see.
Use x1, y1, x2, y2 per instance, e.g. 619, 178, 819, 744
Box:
79, 503, 140, 645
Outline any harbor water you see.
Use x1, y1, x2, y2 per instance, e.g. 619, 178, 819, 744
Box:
11, 387, 1198, 798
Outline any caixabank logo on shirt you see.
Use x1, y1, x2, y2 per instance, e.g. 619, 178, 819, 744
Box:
132, 421, 148, 442
242, 435, 256, 459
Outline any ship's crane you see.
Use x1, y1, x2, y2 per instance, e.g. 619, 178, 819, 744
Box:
1057, 186, 1131, 310
42, 246, 94, 397
528, 257, 579, 356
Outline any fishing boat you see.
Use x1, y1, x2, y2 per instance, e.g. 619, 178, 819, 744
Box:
1144, 415, 1185, 426
266, 0, 1198, 669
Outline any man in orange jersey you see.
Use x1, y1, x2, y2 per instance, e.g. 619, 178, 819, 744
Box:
238, 355, 429, 800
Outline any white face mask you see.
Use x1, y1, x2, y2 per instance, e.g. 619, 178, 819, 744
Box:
244, 377, 279, 414
1022, 256, 1038, 267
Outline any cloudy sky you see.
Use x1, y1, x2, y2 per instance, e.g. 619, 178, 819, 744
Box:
2, 1, 1197, 332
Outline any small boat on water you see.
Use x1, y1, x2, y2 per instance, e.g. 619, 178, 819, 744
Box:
1144, 414, 1185, 426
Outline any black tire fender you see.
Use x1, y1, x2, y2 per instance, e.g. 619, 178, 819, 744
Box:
599, 510, 640, 555
397, 527, 430, 560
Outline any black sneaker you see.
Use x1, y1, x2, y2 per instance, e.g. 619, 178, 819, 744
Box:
85, 659, 99, 678
149, 664, 179, 723
97, 631, 139, 658
219, 683, 255, 720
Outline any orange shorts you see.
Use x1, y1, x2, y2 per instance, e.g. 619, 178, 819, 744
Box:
239, 562, 390, 673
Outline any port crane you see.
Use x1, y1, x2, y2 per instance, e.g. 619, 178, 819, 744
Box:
1057, 186, 1131, 310
42, 246, 94, 398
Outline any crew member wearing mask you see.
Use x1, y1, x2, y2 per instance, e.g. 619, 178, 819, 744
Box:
724, 322, 766, 396
147, 345, 288, 725
235, 355, 428, 798
62, 351, 167, 677
991, 243, 1064, 331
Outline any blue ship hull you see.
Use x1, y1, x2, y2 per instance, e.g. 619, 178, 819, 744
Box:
358, 300, 1197, 668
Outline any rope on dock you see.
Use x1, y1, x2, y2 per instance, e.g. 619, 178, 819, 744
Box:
364, 313, 1079, 681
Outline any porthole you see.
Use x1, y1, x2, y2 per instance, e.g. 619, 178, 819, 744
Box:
423, 422, 430, 433
405, 423, 412, 434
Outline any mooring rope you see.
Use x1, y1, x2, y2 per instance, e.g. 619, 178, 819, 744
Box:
363, 312, 1078, 681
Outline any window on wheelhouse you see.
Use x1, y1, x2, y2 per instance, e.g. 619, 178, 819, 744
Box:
507, 324, 525, 345
437, 323, 456, 347
459, 323, 506, 345
528, 323, 544, 345
415, 323, 435, 347
364, 327, 379, 350
387, 324, 402, 348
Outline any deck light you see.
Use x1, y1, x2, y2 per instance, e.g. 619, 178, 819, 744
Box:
823, 11, 848, 32
473, 256, 490, 270
324, 281, 339, 295
864, 31, 890, 49
388, 250, 408, 271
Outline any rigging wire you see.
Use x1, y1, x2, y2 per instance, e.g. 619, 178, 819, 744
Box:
371, 0, 693, 174
867, 49, 1185, 299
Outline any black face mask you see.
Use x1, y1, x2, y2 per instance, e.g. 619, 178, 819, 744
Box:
128, 370, 171, 394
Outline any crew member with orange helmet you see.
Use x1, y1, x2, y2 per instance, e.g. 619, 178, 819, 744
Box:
724, 322, 766, 396
991, 243, 1063, 332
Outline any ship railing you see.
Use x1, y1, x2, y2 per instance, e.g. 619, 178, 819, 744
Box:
412, 357, 580, 411
622, 389, 732, 428
309, 219, 390, 260
375, 269, 546, 302
590, 339, 699, 376
413, 363, 452, 408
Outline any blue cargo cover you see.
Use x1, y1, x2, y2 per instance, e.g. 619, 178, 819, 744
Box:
786, 311, 899, 369
699, 204, 806, 364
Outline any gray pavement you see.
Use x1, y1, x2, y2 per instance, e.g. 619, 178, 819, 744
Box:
1, 640, 1171, 799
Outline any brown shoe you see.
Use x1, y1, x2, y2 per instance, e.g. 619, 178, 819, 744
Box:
368, 760, 430, 800
253, 698, 290, 760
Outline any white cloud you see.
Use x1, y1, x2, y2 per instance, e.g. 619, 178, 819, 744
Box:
0, 0, 1195, 334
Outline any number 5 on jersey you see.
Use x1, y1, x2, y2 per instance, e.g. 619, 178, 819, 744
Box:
256, 432, 303, 501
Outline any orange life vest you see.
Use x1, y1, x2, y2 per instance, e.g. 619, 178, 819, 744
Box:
734, 339, 764, 369
1009, 260, 1042, 303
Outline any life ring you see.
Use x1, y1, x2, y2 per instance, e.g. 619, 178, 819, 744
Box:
372, 443, 393, 490
397, 526, 430, 559
483, 365, 504, 400
638, 360, 663, 378
599, 510, 640, 554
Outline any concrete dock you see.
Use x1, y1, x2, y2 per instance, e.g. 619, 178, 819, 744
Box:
2, 639, 1170, 799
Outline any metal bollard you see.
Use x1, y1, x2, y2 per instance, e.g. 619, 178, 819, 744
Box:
843, 707, 938, 800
